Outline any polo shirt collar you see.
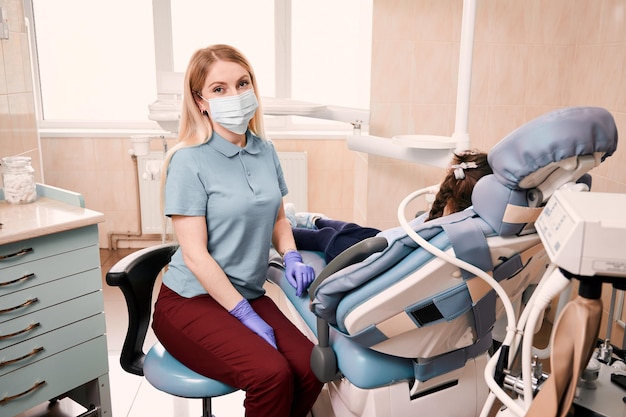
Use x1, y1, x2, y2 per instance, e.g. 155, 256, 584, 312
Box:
208, 130, 261, 157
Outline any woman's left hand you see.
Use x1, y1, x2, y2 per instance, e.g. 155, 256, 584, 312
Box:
283, 251, 315, 297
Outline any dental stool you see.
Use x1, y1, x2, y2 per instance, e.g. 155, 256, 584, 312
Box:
105, 243, 237, 417
266, 106, 617, 417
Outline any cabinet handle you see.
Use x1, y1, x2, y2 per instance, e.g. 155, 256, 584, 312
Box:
0, 297, 39, 315
0, 273, 36, 287
0, 346, 44, 367
0, 322, 40, 340
0, 247, 34, 261
0, 380, 46, 405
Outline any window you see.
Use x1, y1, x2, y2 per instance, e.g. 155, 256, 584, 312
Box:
26, 0, 372, 132
170, 1, 277, 96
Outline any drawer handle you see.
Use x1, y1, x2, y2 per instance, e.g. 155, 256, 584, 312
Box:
0, 346, 44, 368
0, 322, 40, 340
0, 380, 46, 405
0, 297, 39, 315
0, 273, 36, 287
0, 247, 34, 261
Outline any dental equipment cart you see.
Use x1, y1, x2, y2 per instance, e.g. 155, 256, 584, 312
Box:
0, 184, 111, 417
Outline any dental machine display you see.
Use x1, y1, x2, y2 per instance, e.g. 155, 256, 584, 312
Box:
477, 189, 626, 417
537, 191, 626, 279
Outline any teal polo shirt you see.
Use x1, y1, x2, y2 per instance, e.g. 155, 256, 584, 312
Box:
163, 131, 288, 299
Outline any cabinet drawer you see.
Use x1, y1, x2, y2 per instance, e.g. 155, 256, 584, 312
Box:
0, 225, 99, 270
0, 312, 105, 377
0, 290, 104, 349
0, 336, 108, 417
0, 269, 101, 325
0, 246, 100, 293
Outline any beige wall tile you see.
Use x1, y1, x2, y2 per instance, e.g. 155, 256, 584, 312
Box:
0, 95, 9, 143
525, 45, 574, 106
530, 0, 579, 45
600, 0, 626, 43
592, 44, 625, 108
487, 44, 529, 106
0, 42, 7, 95
412, 0, 461, 42
574, 0, 603, 44
5, 93, 40, 180
473, 0, 494, 43
2, 32, 27, 94
411, 42, 456, 105
483, 106, 527, 150
369, 102, 411, 137
469, 43, 492, 105
491, 0, 534, 43
407, 104, 453, 136
4, 0, 26, 34
568, 45, 602, 106
373, 0, 416, 41
466, 105, 489, 151
370, 40, 413, 103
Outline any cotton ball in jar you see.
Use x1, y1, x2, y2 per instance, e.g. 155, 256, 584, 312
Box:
1, 156, 37, 204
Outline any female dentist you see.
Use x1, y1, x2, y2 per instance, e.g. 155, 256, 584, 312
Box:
152, 44, 323, 417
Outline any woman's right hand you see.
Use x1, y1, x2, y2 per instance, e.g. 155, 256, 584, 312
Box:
229, 299, 277, 349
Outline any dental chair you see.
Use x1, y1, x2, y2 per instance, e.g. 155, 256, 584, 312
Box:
266, 106, 617, 417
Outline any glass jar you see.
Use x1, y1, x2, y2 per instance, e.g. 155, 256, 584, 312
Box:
1, 156, 37, 204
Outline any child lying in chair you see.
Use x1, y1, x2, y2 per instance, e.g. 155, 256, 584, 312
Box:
287, 150, 493, 264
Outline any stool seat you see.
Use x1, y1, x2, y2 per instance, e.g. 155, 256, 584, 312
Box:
144, 342, 238, 398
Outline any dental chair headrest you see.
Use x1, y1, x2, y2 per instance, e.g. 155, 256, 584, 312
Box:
474, 106, 618, 236
472, 175, 540, 236
488, 106, 617, 195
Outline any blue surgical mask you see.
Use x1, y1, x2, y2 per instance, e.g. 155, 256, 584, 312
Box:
202, 89, 259, 135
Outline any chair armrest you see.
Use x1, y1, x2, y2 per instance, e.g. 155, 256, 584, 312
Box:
307, 237, 388, 383
308, 236, 388, 301
106, 242, 179, 281
105, 242, 179, 375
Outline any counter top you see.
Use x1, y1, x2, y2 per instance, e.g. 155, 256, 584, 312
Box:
0, 196, 105, 245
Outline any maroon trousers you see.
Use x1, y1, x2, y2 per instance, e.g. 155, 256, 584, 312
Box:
152, 284, 323, 417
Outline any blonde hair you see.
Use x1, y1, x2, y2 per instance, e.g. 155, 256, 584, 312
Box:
160, 44, 266, 216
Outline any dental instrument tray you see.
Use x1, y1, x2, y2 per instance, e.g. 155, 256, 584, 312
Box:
536, 190, 626, 278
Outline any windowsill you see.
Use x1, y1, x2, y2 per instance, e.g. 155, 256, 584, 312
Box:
38, 128, 175, 139
38, 128, 355, 140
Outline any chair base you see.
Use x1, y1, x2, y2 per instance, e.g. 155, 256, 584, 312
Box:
201, 397, 213, 417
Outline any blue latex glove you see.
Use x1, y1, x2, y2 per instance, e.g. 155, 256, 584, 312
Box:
283, 250, 315, 297
229, 299, 277, 349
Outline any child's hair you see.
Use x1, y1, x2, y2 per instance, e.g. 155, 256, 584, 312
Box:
425, 150, 492, 222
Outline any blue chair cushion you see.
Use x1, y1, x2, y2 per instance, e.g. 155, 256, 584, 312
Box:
144, 342, 238, 398
270, 254, 415, 389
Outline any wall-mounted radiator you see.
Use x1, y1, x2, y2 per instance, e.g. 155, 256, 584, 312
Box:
137, 151, 308, 235
275, 151, 308, 211
136, 152, 169, 235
